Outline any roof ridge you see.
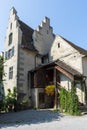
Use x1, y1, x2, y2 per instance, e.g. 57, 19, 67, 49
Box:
59, 35, 87, 55
18, 20, 34, 31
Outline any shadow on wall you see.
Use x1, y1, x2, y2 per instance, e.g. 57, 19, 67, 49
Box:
0, 109, 64, 129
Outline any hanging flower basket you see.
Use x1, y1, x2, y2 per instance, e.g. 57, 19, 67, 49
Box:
45, 85, 55, 96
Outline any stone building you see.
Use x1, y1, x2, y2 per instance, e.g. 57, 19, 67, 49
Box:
3, 7, 87, 108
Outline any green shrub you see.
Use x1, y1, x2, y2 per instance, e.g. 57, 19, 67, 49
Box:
59, 87, 67, 112
21, 99, 29, 105
59, 82, 81, 115
5, 87, 17, 112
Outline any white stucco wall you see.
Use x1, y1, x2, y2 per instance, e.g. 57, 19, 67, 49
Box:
82, 56, 87, 85
76, 82, 85, 104
31, 88, 44, 108
4, 8, 19, 95
18, 47, 36, 98
4, 8, 37, 99
60, 73, 85, 104
60, 73, 71, 91
49, 35, 83, 73
33, 17, 54, 55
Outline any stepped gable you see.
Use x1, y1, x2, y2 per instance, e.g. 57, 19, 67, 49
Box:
18, 20, 37, 52
60, 36, 87, 55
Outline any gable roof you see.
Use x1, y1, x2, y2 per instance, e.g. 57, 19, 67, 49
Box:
18, 20, 37, 52
60, 36, 87, 56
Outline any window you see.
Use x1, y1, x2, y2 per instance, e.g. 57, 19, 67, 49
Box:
30, 72, 34, 88
58, 43, 60, 48
41, 54, 49, 64
41, 57, 44, 64
9, 66, 13, 79
5, 52, 8, 60
8, 49, 12, 58
10, 23, 12, 30
9, 33, 13, 45
5, 46, 14, 60
12, 46, 14, 56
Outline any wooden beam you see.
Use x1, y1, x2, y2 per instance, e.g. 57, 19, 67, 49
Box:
55, 66, 74, 80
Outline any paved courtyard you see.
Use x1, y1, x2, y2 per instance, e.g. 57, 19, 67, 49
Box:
0, 109, 87, 130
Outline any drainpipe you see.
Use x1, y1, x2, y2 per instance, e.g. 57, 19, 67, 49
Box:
83, 76, 87, 104
35, 54, 38, 69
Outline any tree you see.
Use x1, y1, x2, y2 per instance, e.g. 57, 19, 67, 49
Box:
0, 55, 4, 82
0, 55, 4, 104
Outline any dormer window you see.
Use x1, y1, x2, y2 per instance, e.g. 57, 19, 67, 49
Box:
8, 33, 13, 45
58, 43, 60, 48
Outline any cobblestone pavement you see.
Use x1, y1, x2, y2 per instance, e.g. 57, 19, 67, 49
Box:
0, 109, 87, 130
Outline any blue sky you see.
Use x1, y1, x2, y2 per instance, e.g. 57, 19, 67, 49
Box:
0, 0, 87, 52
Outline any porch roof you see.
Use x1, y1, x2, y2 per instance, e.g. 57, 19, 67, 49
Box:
55, 60, 82, 77
55, 60, 82, 80
32, 59, 82, 80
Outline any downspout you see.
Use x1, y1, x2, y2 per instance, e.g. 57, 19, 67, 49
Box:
83, 76, 87, 104
35, 54, 37, 69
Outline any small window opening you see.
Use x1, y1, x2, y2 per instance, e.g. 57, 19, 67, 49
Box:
10, 23, 12, 29
9, 33, 13, 45
58, 43, 60, 48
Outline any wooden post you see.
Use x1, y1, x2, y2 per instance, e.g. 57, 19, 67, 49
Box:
54, 68, 58, 109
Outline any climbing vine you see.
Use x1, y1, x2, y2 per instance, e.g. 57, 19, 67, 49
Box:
59, 82, 81, 115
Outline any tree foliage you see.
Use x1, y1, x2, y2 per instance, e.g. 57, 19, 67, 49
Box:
5, 87, 17, 111
0, 87, 17, 112
0, 55, 4, 82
